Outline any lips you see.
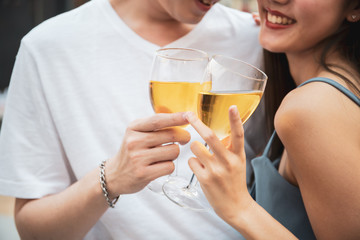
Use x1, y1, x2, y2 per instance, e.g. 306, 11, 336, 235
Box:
198, 0, 217, 6
195, 0, 218, 12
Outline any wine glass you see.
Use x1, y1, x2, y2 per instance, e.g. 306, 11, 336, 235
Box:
147, 48, 209, 193
162, 55, 267, 210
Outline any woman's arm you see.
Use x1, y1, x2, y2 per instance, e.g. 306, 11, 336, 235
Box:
15, 112, 191, 240
275, 84, 360, 239
185, 107, 297, 239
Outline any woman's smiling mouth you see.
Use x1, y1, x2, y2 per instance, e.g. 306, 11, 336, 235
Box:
267, 11, 295, 25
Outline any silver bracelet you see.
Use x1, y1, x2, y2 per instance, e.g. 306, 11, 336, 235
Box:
99, 160, 119, 208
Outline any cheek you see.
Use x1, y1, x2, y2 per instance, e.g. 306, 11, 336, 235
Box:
299, 19, 341, 50
296, 3, 344, 42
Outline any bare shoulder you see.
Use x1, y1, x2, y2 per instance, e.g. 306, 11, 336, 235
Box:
275, 80, 360, 140
274, 79, 360, 176
274, 80, 360, 238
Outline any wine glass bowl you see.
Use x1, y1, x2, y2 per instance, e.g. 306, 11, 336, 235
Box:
198, 55, 267, 139
162, 55, 267, 210
150, 48, 209, 113
147, 48, 209, 193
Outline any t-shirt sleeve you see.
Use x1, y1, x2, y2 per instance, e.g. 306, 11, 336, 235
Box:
0, 40, 74, 199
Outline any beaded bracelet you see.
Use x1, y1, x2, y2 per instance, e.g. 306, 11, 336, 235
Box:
99, 160, 119, 208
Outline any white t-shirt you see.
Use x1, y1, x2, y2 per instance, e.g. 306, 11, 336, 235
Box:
0, 0, 264, 239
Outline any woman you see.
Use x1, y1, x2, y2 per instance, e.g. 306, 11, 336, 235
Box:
185, 0, 360, 239
0, 0, 264, 239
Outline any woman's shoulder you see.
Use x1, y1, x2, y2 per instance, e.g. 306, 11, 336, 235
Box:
273, 78, 360, 240
274, 80, 328, 134
274, 77, 360, 163
274, 76, 360, 191
275, 77, 359, 135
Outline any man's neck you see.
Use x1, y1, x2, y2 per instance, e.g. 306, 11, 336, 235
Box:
109, 0, 196, 46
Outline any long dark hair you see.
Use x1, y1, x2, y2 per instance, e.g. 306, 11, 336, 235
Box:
263, 3, 360, 159
263, 50, 295, 158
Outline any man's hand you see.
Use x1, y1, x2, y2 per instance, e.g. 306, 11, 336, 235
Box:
105, 112, 191, 197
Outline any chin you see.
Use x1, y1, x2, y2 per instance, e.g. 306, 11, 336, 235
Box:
259, 37, 286, 54
263, 46, 286, 54
178, 16, 204, 24
188, 17, 204, 24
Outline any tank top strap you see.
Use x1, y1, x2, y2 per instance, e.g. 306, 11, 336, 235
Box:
262, 77, 360, 158
262, 131, 277, 157
299, 77, 360, 106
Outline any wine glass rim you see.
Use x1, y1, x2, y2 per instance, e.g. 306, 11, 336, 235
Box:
211, 54, 268, 82
156, 47, 209, 61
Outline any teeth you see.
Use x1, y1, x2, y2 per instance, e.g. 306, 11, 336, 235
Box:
267, 12, 294, 25
200, 0, 211, 6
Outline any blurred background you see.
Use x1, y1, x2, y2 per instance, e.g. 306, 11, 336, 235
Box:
0, 0, 258, 239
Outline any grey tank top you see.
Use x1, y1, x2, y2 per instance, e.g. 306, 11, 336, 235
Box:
249, 77, 360, 239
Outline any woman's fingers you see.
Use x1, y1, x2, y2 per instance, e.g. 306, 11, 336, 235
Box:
185, 107, 245, 157
188, 157, 206, 177
228, 106, 245, 155
190, 141, 212, 168
184, 112, 227, 159
221, 136, 231, 148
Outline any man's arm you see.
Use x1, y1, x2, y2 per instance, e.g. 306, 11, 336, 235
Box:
15, 112, 191, 240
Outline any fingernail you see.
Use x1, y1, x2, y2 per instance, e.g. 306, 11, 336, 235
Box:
183, 112, 190, 121
229, 105, 238, 116
183, 111, 194, 121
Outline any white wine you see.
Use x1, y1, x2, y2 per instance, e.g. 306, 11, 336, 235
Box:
150, 81, 209, 114
198, 91, 262, 139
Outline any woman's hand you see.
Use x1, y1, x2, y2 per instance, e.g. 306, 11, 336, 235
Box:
106, 112, 191, 197
185, 106, 252, 223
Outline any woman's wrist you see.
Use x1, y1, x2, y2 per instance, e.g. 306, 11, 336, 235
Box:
221, 194, 255, 232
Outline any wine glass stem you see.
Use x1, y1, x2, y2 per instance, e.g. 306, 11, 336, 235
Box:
174, 142, 179, 176
186, 174, 195, 189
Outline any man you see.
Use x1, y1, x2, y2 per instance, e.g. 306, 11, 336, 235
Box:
0, 0, 264, 239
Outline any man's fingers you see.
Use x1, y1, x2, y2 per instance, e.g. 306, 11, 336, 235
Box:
129, 112, 188, 132
252, 12, 261, 26
149, 127, 191, 146
146, 161, 175, 181
125, 126, 191, 149
142, 144, 181, 165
